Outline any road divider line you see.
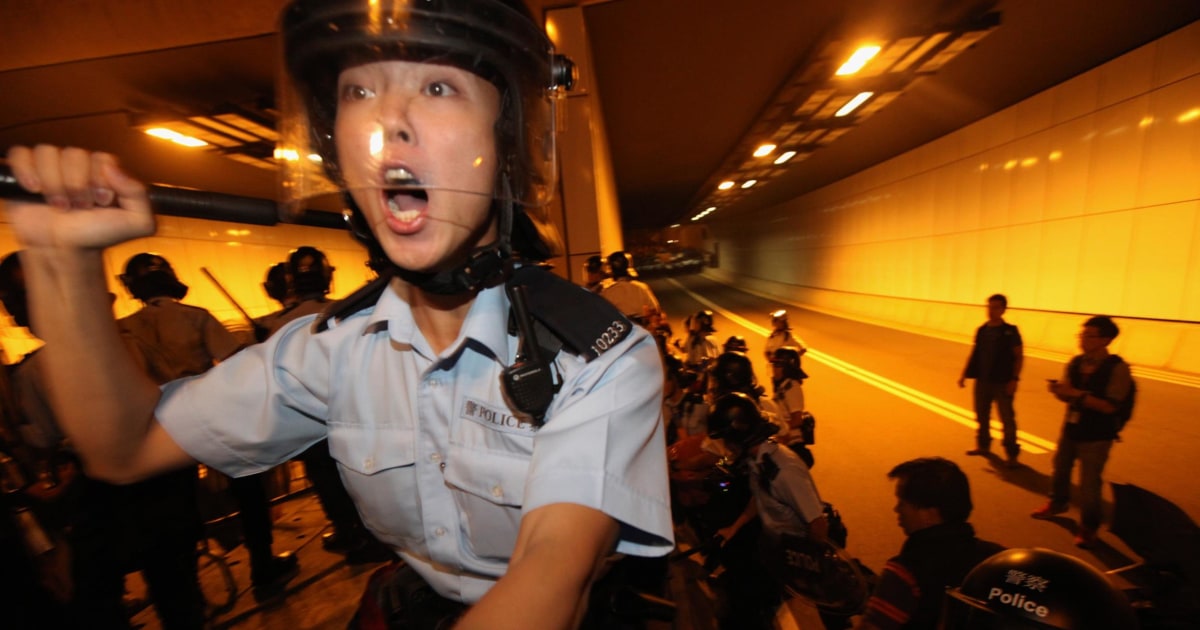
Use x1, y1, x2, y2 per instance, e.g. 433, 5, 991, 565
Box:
669, 279, 1055, 455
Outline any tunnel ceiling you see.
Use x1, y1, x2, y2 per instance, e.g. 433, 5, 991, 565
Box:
1, 0, 1198, 231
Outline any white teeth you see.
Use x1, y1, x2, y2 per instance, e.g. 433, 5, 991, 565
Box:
386, 196, 420, 222
385, 167, 418, 185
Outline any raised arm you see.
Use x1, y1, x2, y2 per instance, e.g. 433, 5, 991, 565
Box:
5, 145, 193, 482
455, 503, 619, 629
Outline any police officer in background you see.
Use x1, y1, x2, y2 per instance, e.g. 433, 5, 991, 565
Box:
599, 250, 662, 326
258, 247, 392, 564
582, 254, 609, 293
118, 253, 299, 603
679, 309, 720, 370
764, 309, 807, 363
4, 1, 672, 628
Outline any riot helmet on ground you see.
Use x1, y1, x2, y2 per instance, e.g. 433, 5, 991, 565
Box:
120, 253, 188, 301
278, 0, 576, 294
287, 246, 334, 299
941, 548, 1139, 629
723, 335, 748, 354
708, 392, 778, 451
607, 251, 638, 279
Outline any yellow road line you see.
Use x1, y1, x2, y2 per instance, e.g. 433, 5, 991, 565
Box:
670, 279, 1054, 455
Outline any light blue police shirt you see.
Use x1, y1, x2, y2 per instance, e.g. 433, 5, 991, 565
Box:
156, 282, 674, 602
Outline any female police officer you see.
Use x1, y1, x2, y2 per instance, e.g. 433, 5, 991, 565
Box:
4, 1, 673, 627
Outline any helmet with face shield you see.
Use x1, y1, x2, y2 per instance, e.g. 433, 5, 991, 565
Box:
278, 0, 575, 291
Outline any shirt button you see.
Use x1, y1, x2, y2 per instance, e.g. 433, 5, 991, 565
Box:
491, 485, 503, 499
363, 457, 374, 470
430, 453, 442, 462
434, 527, 446, 537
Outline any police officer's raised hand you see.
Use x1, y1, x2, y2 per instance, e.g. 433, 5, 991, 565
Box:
5, 145, 155, 251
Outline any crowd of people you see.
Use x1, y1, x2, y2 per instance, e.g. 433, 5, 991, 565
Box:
0, 0, 1144, 629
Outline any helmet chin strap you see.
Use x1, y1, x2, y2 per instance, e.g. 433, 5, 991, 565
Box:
387, 177, 517, 296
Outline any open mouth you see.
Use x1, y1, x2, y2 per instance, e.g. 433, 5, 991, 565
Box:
383, 166, 428, 222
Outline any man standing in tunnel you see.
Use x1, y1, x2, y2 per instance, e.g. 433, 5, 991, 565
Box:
957, 294, 1023, 468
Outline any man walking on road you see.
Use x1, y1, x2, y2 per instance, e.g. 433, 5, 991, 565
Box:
958, 294, 1023, 467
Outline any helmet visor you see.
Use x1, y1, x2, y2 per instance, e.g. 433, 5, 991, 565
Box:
277, 0, 566, 217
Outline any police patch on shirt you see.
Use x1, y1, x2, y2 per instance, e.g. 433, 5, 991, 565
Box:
461, 397, 536, 435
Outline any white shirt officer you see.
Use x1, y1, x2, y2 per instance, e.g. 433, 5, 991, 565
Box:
155, 282, 674, 603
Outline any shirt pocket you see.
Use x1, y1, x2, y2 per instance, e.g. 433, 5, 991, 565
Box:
327, 424, 419, 547
443, 444, 529, 562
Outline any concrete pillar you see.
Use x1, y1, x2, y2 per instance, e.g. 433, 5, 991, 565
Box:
544, 6, 625, 285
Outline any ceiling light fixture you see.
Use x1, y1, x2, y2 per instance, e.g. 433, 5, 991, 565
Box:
741, 180, 757, 189
133, 102, 279, 170
835, 45, 882, 76
683, 11, 1000, 226
143, 127, 208, 148
835, 92, 874, 117
753, 143, 777, 158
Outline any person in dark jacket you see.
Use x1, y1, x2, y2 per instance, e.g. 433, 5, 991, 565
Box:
855, 457, 1004, 630
1033, 315, 1132, 549
957, 294, 1023, 467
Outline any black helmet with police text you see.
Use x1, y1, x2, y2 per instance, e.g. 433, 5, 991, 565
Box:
771, 309, 790, 331
608, 251, 638, 279
121, 253, 188, 301
278, 0, 575, 291
941, 548, 1139, 629
287, 246, 334, 299
708, 392, 778, 450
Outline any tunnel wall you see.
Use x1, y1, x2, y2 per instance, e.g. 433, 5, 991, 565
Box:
707, 21, 1200, 376
0, 215, 374, 362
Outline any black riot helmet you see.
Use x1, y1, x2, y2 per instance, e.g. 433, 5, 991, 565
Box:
607, 251, 638, 279
708, 392, 778, 451
263, 262, 290, 304
941, 548, 1139, 629
120, 253, 188, 301
690, 309, 715, 334
722, 335, 748, 354
771, 346, 806, 381
710, 350, 761, 399
287, 246, 334, 299
0, 252, 28, 328
584, 255, 606, 276
278, 0, 576, 294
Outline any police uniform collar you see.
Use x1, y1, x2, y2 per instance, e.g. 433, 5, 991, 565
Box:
364, 284, 512, 362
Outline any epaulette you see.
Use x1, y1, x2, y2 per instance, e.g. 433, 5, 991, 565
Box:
312, 266, 634, 363
507, 265, 633, 362
313, 268, 395, 333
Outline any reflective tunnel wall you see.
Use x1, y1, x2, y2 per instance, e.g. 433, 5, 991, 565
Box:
706, 21, 1200, 376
